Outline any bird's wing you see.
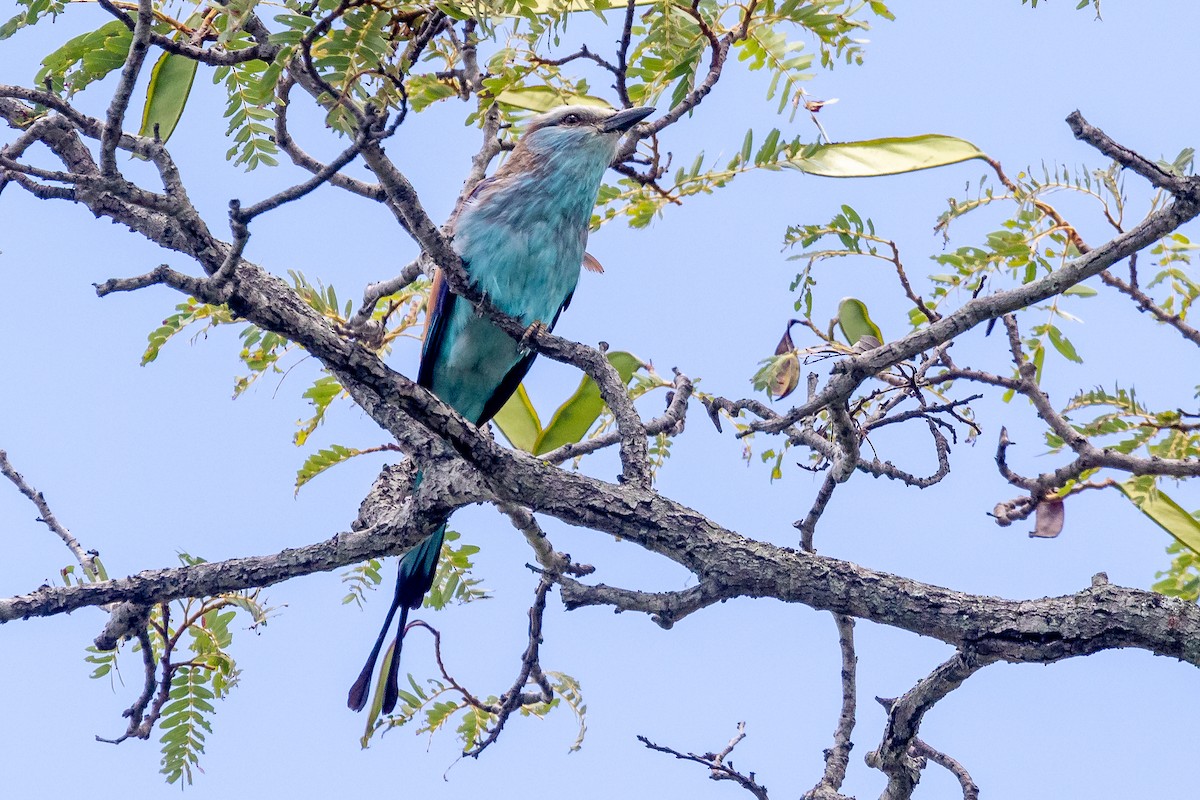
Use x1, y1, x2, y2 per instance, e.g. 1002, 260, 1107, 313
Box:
418, 266, 454, 390
418, 176, 499, 390
475, 291, 573, 425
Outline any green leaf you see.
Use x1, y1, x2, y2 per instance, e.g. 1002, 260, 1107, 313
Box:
1046, 325, 1083, 363
295, 444, 362, 494
295, 374, 345, 446
497, 86, 612, 113
139, 52, 198, 145
494, 352, 643, 455
517, 0, 658, 12
533, 352, 642, 454
546, 670, 588, 752
359, 639, 396, 747
837, 297, 884, 347
36, 19, 132, 96
1118, 477, 1200, 556
788, 134, 987, 178
491, 385, 541, 453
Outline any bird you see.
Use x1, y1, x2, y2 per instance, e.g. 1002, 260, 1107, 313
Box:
348, 104, 655, 713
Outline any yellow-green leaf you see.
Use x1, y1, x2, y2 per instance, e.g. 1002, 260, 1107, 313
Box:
448, 0, 659, 16
493, 352, 643, 455
788, 134, 987, 178
497, 86, 612, 114
359, 639, 396, 748
295, 444, 362, 494
837, 297, 884, 347
139, 52, 197, 144
491, 384, 542, 454
1118, 477, 1200, 555
534, 351, 642, 454
525, 0, 658, 11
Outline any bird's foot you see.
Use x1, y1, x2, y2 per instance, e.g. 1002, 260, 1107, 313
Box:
473, 289, 491, 318
520, 320, 548, 350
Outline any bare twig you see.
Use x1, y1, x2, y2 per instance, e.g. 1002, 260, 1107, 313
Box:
95, 626, 156, 743
405, 621, 492, 712
540, 368, 692, 465
558, 577, 720, 629
795, 474, 838, 553
0, 449, 97, 577
1099, 267, 1200, 347
98, 0, 154, 176
348, 257, 427, 330
465, 572, 556, 756
803, 614, 857, 800
614, 0, 638, 107
1066, 110, 1194, 194
97, 603, 172, 744
639, 723, 769, 800
910, 738, 979, 800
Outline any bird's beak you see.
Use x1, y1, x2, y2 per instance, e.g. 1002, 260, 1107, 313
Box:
601, 106, 655, 133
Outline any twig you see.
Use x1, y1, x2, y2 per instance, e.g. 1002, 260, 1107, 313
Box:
97, 0, 278, 65
348, 258, 427, 329
274, 75, 388, 203
464, 572, 556, 756
0, 449, 97, 577
498, 502, 580, 577
405, 621, 492, 711
803, 614, 857, 800
95, 626, 156, 743
558, 577, 719, 629
97, 603, 172, 744
795, 474, 838, 553
910, 738, 979, 800
238, 127, 377, 223
1066, 110, 1195, 195
1099, 268, 1200, 347
98, 0, 154, 176
615, 0, 638, 107
539, 368, 692, 465
638, 723, 769, 800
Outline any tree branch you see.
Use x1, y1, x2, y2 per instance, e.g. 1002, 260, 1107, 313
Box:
98, 0, 154, 176
0, 449, 97, 577
748, 113, 1200, 436
803, 614, 857, 800
639, 723, 769, 800
867, 651, 992, 800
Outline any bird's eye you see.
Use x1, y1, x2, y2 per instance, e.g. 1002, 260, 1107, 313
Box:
560, 113, 580, 126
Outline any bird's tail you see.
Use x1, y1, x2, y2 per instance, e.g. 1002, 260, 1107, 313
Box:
347, 467, 447, 713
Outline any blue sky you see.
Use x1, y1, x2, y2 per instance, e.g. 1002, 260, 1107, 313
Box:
2, 1, 1198, 797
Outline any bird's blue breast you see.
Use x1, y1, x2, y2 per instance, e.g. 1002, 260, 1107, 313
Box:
427, 136, 615, 423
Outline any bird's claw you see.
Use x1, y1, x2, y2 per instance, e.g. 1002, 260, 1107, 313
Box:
521, 321, 547, 350
473, 289, 491, 318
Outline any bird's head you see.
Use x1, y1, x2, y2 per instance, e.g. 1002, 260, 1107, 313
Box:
508, 105, 655, 173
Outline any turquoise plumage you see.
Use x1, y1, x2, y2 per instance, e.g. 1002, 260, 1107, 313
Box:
348, 104, 654, 713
